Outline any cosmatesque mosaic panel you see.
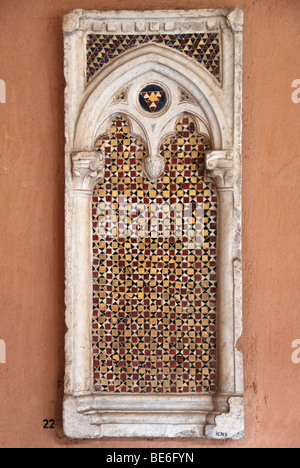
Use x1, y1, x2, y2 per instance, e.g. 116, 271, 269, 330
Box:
87, 33, 221, 83
138, 84, 167, 114
92, 114, 217, 394
64, 8, 244, 440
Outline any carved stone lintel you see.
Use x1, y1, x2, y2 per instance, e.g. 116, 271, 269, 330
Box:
205, 150, 234, 190
72, 151, 105, 191
63, 8, 242, 35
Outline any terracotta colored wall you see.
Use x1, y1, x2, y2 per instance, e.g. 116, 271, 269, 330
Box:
0, 0, 299, 448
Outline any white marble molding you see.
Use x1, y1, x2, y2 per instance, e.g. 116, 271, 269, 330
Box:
63, 8, 244, 439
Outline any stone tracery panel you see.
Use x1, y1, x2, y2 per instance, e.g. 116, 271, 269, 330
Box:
63, 8, 244, 440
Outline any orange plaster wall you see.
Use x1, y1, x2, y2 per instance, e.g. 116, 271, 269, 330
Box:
0, 0, 299, 448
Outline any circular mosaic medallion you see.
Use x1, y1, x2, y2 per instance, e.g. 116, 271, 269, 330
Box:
138, 84, 168, 115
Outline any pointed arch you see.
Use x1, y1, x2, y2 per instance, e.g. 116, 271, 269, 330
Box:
74, 43, 230, 151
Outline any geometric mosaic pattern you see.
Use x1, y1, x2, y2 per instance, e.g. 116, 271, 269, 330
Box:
139, 84, 167, 114
87, 33, 221, 83
92, 114, 217, 393
179, 89, 195, 103
112, 88, 128, 103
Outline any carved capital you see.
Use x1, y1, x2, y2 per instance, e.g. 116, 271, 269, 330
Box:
205, 150, 234, 190
72, 151, 105, 191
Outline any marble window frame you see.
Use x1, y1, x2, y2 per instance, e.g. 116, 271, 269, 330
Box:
63, 8, 244, 440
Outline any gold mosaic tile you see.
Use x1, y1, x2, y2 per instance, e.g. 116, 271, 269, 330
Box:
87, 33, 221, 83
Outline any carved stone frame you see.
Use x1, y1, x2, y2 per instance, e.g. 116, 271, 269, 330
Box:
63, 8, 244, 439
